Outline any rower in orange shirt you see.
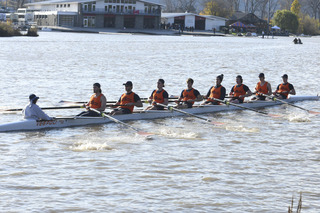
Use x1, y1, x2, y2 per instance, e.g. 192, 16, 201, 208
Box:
176, 78, 203, 109
252, 73, 272, 100
77, 83, 107, 117
202, 74, 226, 105
145, 79, 169, 110
110, 81, 143, 115
273, 74, 296, 99
229, 75, 252, 104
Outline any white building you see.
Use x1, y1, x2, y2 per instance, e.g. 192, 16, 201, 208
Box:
25, 0, 163, 29
161, 12, 227, 31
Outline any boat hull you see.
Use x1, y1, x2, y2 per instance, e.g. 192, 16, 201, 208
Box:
0, 95, 318, 132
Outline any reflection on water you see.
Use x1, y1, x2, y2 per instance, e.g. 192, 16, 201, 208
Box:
0, 32, 320, 212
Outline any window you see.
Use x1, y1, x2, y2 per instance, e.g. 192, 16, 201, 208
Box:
68, 4, 70, 7
64, 4, 66, 7
92, 4, 96, 11
56, 4, 59, 7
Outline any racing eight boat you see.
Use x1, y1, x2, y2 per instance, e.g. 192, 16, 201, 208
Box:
0, 95, 318, 132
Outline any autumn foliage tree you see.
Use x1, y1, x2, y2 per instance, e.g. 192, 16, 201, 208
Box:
273, 10, 299, 33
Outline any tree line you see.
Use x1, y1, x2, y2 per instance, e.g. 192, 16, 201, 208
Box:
163, 0, 320, 22
162, 0, 319, 34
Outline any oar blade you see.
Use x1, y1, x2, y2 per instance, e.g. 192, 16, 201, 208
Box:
137, 131, 154, 136
210, 121, 225, 125
308, 110, 320, 115
268, 113, 282, 118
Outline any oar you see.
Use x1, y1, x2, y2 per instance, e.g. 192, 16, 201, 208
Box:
60, 98, 180, 105
3, 105, 85, 112
156, 103, 224, 125
2, 105, 128, 112
90, 108, 154, 136
210, 98, 282, 118
258, 93, 320, 115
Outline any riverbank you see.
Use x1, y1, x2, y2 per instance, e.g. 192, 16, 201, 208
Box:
41, 26, 227, 37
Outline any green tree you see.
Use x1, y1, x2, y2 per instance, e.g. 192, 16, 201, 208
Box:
200, 0, 231, 17
300, 14, 320, 35
290, 0, 301, 16
273, 10, 299, 33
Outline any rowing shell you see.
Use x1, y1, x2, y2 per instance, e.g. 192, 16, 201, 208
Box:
0, 95, 318, 132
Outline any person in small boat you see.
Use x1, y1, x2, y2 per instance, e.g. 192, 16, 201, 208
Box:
22, 94, 54, 120
77, 83, 106, 117
252, 73, 272, 100
145, 79, 169, 110
273, 74, 296, 99
293, 38, 298, 44
175, 78, 203, 109
229, 75, 252, 104
298, 38, 302, 44
202, 74, 226, 105
110, 81, 143, 115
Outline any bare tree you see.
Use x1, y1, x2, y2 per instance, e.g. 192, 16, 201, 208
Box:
305, 0, 320, 19
178, 0, 198, 12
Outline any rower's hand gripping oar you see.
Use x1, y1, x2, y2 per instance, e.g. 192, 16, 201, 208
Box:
89, 108, 154, 136
258, 93, 320, 115
156, 103, 224, 125
210, 98, 282, 118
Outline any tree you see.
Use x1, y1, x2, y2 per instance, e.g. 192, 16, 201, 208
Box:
273, 10, 299, 33
300, 14, 320, 34
290, 0, 301, 15
200, 0, 232, 17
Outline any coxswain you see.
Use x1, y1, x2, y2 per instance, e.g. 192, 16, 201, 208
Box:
77, 83, 107, 116
110, 81, 143, 115
229, 75, 252, 104
202, 74, 226, 105
22, 94, 54, 120
175, 78, 203, 109
252, 73, 272, 100
145, 79, 169, 110
273, 74, 296, 99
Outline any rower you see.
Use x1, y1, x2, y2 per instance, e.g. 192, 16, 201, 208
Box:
22, 94, 54, 120
202, 74, 226, 105
77, 83, 107, 116
145, 79, 169, 110
273, 74, 296, 99
175, 78, 203, 109
229, 75, 252, 104
110, 81, 143, 115
252, 73, 272, 100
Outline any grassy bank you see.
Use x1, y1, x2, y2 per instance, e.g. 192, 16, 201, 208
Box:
0, 23, 38, 37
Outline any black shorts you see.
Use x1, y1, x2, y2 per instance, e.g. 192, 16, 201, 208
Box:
231, 98, 243, 103
204, 101, 219, 105
113, 108, 131, 114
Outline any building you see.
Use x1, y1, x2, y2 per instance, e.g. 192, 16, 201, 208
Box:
25, 0, 163, 29
227, 11, 267, 32
161, 12, 227, 31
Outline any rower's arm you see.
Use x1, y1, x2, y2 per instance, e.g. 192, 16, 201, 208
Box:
98, 95, 107, 111
290, 88, 296, 95
163, 98, 169, 106
267, 83, 272, 96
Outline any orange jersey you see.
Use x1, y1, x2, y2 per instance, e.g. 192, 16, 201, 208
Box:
231, 84, 248, 101
277, 83, 293, 98
182, 88, 197, 105
152, 89, 167, 105
119, 92, 136, 113
208, 85, 223, 101
255, 81, 269, 95
89, 94, 103, 109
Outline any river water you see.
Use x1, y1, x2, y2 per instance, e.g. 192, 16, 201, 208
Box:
0, 32, 319, 212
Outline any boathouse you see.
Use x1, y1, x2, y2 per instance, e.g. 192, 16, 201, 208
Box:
161, 13, 227, 31
26, 0, 162, 29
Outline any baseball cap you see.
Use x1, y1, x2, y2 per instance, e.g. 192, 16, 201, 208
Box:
29, 94, 39, 101
123, 81, 133, 86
